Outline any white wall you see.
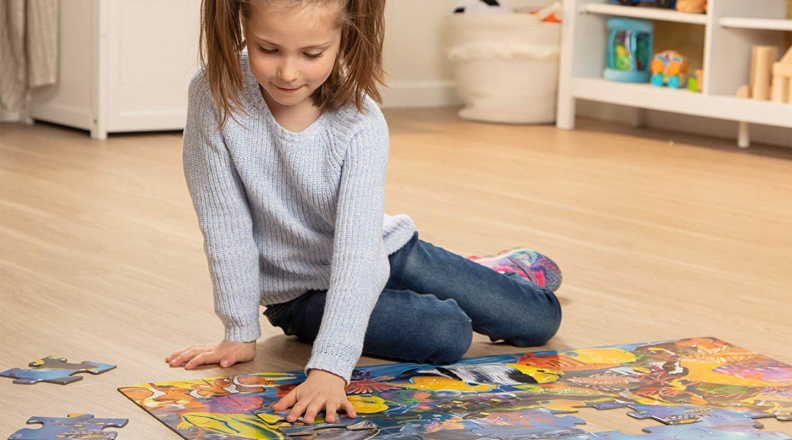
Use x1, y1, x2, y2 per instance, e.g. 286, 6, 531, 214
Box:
381, 0, 553, 108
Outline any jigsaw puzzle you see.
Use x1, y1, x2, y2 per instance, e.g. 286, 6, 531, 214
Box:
8, 414, 128, 439
1, 356, 116, 385
118, 337, 792, 439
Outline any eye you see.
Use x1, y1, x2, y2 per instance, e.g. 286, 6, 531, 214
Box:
258, 46, 278, 55
305, 52, 324, 60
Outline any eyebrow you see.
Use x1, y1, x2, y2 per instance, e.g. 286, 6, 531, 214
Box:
253, 35, 331, 50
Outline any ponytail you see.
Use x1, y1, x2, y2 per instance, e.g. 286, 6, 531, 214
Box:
199, 0, 248, 127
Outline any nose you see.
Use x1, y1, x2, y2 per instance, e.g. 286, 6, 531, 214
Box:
277, 57, 299, 85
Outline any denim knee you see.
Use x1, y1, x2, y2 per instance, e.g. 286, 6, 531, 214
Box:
418, 302, 473, 365
498, 288, 562, 347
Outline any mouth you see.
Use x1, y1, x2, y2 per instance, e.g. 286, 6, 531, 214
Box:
276, 85, 302, 93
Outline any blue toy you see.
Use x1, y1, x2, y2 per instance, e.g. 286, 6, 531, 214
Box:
604, 18, 655, 83
610, 0, 677, 8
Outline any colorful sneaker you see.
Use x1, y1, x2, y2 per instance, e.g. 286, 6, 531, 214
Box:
469, 247, 563, 292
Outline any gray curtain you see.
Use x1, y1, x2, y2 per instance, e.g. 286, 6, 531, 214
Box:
0, 0, 59, 111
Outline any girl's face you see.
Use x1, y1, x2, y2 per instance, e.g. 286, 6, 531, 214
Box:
244, 3, 343, 112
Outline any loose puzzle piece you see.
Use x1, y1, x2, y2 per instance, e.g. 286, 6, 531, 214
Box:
1, 356, 115, 385
8, 414, 128, 439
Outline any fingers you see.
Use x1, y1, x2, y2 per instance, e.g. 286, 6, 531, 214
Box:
185, 351, 221, 370
325, 400, 338, 423
168, 348, 199, 367
342, 400, 357, 419
287, 399, 311, 423
272, 391, 296, 412
165, 347, 191, 364
303, 399, 325, 424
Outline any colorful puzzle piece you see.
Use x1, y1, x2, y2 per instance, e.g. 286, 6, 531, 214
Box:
1, 356, 115, 385
8, 414, 128, 439
118, 338, 792, 440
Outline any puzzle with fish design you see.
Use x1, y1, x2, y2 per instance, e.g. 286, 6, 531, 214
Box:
118, 337, 792, 439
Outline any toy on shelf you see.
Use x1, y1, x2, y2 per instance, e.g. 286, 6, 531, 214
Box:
609, 0, 676, 9
604, 18, 654, 83
676, 0, 707, 13
736, 45, 791, 104
650, 50, 689, 88
687, 69, 704, 92
771, 46, 792, 103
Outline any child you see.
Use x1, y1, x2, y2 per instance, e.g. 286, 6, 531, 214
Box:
166, 0, 562, 426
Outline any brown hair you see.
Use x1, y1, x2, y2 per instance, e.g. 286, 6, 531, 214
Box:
199, 0, 388, 128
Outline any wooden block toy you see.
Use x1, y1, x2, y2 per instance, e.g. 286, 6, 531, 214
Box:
751, 45, 779, 101
771, 46, 792, 103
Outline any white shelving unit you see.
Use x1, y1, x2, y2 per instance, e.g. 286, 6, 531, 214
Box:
557, 0, 791, 148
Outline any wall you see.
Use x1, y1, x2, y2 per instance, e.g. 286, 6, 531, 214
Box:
381, 0, 554, 108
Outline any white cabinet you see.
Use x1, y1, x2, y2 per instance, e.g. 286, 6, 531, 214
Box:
28, 0, 201, 140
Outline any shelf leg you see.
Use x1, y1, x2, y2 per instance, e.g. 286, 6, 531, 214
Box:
632, 109, 647, 128
556, 97, 576, 130
737, 122, 750, 149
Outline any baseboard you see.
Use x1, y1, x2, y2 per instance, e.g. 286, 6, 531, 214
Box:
578, 100, 792, 148
381, 80, 462, 109
1, 109, 21, 123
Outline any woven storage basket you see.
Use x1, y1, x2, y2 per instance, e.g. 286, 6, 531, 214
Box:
448, 13, 561, 124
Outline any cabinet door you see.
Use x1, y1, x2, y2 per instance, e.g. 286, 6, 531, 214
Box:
105, 0, 201, 132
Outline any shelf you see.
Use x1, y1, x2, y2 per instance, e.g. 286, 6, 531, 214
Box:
720, 17, 792, 32
584, 3, 708, 25
571, 78, 792, 129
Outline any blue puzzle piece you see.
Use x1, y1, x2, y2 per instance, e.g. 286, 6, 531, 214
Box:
8, 414, 128, 439
1, 356, 116, 385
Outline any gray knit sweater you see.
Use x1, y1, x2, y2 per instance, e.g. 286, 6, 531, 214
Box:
182, 51, 416, 382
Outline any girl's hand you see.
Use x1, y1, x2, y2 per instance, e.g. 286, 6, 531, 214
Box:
272, 370, 357, 423
166, 340, 256, 370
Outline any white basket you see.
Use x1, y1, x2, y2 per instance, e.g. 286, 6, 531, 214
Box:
447, 13, 561, 124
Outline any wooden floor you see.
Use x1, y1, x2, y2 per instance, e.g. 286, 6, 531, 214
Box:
1, 110, 791, 437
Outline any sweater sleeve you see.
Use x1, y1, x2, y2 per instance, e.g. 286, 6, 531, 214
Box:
182, 73, 262, 343
304, 117, 391, 384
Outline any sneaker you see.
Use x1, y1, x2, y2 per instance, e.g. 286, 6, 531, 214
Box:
469, 247, 562, 292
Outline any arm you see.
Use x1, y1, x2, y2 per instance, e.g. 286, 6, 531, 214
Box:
182, 73, 262, 344
306, 117, 392, 384
272, 117, 391, 423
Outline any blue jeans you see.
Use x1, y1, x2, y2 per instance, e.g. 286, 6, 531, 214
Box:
263, 232, 562, 366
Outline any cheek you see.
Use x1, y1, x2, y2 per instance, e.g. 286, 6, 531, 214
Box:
309, 59, 335, 82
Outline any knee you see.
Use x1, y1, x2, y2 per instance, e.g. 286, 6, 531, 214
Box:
420, 302, 473, 365
505, 289, 562, 347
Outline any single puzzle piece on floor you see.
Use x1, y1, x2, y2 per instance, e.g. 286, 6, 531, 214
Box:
8, 414, 128, 439
1, 356, 115, 385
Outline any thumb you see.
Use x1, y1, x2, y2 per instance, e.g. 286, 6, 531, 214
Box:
220, 353, 237, 368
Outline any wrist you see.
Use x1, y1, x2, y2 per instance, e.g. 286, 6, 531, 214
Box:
308, 369, 346, 384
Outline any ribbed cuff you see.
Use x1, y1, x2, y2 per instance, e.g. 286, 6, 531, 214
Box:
305, 350, 360, 385
223, 322, 261, 343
